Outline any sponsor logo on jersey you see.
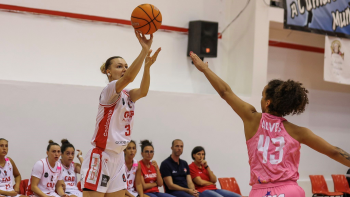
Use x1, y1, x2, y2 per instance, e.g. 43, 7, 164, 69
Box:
44, 172, 49, 178
115, 140, 130, 145
144, 173, 157, 179
51, 175, 54, 182
122, 174, 126, 182
172, 170, 177, 173
127, 174, 130, 179
4, 170, 7, 176
122, 98, 125, 105
128, 100, 133, 109
68, 171, 71, 175
104, 109, 114, 137
100, 174, 110, 187
87, 154, 100, 185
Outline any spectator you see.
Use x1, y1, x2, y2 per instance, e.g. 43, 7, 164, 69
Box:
189, 146, 241, 197
160, 139, 199, 197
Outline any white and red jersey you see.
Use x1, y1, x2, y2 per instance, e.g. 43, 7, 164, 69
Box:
125, 159, 138, 196
27, 158, 63, 195
91, 80, 135, 154
59, 160, 78, 192
0, 157, 14, 191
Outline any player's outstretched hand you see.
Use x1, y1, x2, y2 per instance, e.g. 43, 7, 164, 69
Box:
145, 48, 161, 68
135, 30, 153, 51
190, 51, 208, 72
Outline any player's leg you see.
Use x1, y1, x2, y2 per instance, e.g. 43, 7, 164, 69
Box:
83, 190, 105, 197
104, 190, 125, 197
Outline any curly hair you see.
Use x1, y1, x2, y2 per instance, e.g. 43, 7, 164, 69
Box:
265, 79, 309, 116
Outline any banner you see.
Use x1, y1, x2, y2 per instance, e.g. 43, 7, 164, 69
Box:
284, 0, 350, 38
324, 36, 350, 84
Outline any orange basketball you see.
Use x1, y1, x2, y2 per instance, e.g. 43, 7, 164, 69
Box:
131, 4, 162, 34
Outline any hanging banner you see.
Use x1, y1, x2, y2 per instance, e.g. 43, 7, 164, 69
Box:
284, 0, 350, 38
324, 36, 350, 84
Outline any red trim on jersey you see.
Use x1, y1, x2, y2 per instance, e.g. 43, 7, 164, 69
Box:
83, 148, 103, 191
99, 94, 121, 107
94, 103, 117, 150
122, 90, 129, 97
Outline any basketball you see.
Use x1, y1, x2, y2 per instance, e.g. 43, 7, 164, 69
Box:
131, 4, 162, 35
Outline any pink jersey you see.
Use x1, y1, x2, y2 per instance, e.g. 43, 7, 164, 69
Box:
246, 113, 300, 185
90, 80, 135, 154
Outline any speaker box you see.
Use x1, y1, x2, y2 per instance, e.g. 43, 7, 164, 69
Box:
187, 20, 218, 58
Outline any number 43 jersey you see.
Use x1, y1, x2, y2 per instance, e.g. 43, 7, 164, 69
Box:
246, 113, 300, 185
91, 80, 135, 154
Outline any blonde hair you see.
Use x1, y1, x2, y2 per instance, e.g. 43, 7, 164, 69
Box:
100, 63, 107, 74
100, 56, 124, 75
331, 40, 342, 54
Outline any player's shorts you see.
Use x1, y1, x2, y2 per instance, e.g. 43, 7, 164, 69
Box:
249, 181, 305, 197
81, 147, 127, 193
65, 190, 82, 197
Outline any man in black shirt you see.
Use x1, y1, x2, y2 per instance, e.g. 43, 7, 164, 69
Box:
160, 139, 199, 197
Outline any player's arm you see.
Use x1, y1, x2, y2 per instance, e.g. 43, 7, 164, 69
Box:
297, 127, 350, 167
135, 165, 145, 197
140, 174, 157, 190
189, 52, 257, 122
31, 176, 49, 197
0, 189, 17, 196
129, 48, 161, 102
56, 180, 68, 197
163, 176, 190, 192
206, 166, 217, 184
115, 31, 153, 93
186, 175, 199, 197
9, 157, 21, 193
192, 176, 213, 186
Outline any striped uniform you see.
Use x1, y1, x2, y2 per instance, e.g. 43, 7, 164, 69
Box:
26, 158, 63, 197
59, 161, 82, 197
247, 113, 305, 197
81, 80, 134, 193
0, 157, 20, 197
125, 159, 139, 197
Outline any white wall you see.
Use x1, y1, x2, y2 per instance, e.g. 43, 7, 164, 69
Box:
0, 0, 233, 95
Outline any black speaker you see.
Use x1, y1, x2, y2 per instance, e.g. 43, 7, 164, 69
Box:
187, 20, 218, 58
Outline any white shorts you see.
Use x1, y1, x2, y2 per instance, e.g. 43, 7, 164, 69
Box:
81, 147, 127, 193
65, 190, 82, 197
30, 192, 60, 197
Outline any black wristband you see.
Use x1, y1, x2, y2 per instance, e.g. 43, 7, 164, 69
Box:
205, 165, 209, 169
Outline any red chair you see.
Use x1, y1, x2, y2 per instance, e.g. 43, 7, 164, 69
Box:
218, 177, 242, 196
309, 175, 343, 196
332, 174, 350, 195
77, 181, 82, 192
19, 179, 29, 195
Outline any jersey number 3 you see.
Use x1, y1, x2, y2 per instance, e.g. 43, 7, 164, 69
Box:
125, 125, 131, 136
257, 135, 285, 164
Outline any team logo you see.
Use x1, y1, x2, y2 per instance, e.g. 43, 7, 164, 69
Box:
68, 171, 71, 175
122, 98, 125, 105
184, 168, 187, 173
127, 100, 133, 109
44, 172, 48, 178
51, 175, 54, 182
100, 174, 110, 187
123, 174, 126, 182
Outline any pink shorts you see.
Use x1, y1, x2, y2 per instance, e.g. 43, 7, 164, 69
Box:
249, 181, 305, 197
